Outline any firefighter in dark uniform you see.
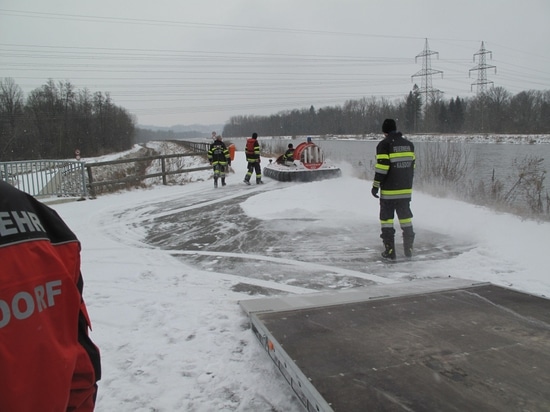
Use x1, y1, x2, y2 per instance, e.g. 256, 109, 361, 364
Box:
282, 143, 295, 165
208, 135, 231, 188
371, 119, 415, 260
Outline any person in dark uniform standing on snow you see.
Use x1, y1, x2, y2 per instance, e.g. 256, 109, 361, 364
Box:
0, 181, 101, 411
243, 132, 263, 185
208, 135, 231, 188
371, 118, 416, 260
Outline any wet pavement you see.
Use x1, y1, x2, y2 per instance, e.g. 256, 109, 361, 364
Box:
110, 181, 473, 295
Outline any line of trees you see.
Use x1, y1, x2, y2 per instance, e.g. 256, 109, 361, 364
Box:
223, 85, 550, 137
3, 76, 549, 161
0, 78, 135, 161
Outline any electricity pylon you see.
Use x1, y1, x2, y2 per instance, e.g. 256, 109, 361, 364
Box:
469, 41, 496, 95
412, 38, 443, 110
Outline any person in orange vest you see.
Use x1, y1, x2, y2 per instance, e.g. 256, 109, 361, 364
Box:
0, 181, 101, 411
243, 132, 263, 185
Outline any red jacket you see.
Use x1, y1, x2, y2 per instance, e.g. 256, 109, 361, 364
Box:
245, 137, 261, 163
0, 181, 101, 411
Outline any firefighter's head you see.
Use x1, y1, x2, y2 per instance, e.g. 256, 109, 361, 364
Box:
382, 119, 397, 134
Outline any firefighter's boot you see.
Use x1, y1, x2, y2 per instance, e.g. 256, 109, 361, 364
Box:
403, 227, 415, 258
380, 228, 396, 260
381, 240, 396, 260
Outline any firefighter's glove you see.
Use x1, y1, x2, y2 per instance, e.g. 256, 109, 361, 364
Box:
371, 187, 379, 198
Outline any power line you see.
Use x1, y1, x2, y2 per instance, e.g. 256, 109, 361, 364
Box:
0, 9, 427, 41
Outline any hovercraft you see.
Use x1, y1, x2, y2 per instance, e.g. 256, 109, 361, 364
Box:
263, 141, 341, 182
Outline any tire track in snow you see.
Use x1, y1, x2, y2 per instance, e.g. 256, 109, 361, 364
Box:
171, 250, 396, 285
93, 180, 396, 291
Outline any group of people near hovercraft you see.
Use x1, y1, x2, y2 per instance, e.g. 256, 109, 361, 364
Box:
208, 132, 302, 188
208, 132, 266, 187
208, 119, 415, 262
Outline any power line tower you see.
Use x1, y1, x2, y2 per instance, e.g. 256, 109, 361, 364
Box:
469, 41, 496, 95
412, 38, 443, 110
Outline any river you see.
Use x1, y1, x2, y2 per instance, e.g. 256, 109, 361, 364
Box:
221, 135, 550, 193
314, 139, 550, 188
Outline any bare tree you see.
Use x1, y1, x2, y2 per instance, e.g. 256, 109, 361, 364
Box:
1, 78, 135, 160
416, 141, 471, 194
484, 87, 511, 133
510, 91, 537, 133
0, 78, 24, 158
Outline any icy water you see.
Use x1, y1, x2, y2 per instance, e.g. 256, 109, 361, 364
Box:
224, 136, 550, 194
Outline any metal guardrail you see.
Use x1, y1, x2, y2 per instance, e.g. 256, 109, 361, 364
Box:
179, 140, 210, 153
1, 160, 87, 198
1, 140, 213, 199
85, 152, 211, 198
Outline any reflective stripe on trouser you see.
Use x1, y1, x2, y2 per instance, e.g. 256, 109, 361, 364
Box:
245, 162, 261, 181
213, 163, 227, 178
379, 198, 413, 231
381, 218, 412, 229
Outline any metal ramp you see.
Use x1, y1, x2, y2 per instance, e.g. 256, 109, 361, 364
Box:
239, 278, 550, 411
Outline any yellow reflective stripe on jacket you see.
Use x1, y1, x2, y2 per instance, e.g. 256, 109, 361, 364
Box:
380, 188, 413, 199
375, 153, 391, 174
381, 188, 412, 195
375, 163, 389, 174
389, 151, 415, 160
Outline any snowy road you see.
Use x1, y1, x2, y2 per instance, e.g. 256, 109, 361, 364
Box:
49, 158, 550, 411
96, 177, 474, 295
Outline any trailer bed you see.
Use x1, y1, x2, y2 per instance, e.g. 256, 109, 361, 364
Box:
239, 278, 550, 411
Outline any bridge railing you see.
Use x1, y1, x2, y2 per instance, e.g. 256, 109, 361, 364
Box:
85, 152, 210, 198
1, 160, 88, 198
1, 140, 212, 199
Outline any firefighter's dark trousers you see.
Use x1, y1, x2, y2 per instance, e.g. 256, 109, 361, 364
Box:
379, 198, 415, 250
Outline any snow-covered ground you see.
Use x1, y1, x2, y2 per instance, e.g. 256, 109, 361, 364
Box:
48, 150, 550, 411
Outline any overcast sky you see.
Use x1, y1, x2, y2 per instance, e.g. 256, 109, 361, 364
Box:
1, 0, 549, 128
